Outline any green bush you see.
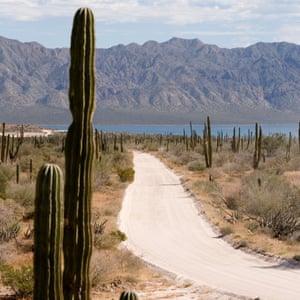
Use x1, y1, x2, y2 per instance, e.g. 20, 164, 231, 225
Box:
96, 230, 127, 250
118, 168, 135, 183
0, 264, 33, 298
220, 226, 234, 236
293, 255, 300, 262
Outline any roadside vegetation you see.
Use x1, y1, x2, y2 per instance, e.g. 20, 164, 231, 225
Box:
2, 121, 300, 299
134, 120, 300, 260
0, 125, 151, 299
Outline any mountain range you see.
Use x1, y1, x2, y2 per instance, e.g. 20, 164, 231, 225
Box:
0, 35, 300, 124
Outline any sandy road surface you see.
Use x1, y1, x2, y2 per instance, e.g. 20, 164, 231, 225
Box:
119, 152, 300, 300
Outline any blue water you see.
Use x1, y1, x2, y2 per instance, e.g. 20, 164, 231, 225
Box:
43, 123, 299, 137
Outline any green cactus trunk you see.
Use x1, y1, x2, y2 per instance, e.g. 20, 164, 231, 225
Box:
1, 122, 5, 163
34, 164, 64, 300
253, 122, 262, 169
119, 290, 139, 300
203, 116, 212, 168
63, 7, 95, 300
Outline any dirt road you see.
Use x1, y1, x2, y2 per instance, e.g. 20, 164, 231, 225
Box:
119, 152, 300, 300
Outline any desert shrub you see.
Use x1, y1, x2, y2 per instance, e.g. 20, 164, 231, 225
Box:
225, 194, 241, 210
0, 199, 23, 243
112, 152, 131, 170
293, 255, 300, 262
0, 222, 20, 243
237, 239, 249, 248
96, 230, 127, 250
0, 199, 22, 226
187, 160, 206, 171
220, 226, 234, 236
6, 183, 35, 211
221, 161, 248, 175
241, 171, 300, 238
93, 156, 113, 187
0, 173, 7, 197
0, 165, 15, 197
262, 134, 286, 157
0, 264, 33, 298
94, 152, 133, 188
117, 167, 135, 183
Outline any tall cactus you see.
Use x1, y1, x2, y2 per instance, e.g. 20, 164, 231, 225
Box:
203, 116, 212, 168
253, 122, 262, 169
34, 164, 64, 300
63, 7, 95, 300
1, 122, 6, 163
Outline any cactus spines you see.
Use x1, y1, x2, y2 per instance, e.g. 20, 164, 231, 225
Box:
119, 290, 139, 300
63, 7, 95, 300
34, 164, 64, 300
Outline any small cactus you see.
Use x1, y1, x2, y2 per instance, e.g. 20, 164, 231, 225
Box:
34, 163, 64, 300
119, 290, 139, 300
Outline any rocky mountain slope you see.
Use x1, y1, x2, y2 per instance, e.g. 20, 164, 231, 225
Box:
1, 35, 300, 124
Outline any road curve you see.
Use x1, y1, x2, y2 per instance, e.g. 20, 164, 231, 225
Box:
119, 152, 300, 300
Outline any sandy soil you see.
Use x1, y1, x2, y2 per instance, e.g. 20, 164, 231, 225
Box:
119, 152, 300, 300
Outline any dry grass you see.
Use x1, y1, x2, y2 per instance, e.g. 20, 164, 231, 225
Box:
156, 150, 300, 261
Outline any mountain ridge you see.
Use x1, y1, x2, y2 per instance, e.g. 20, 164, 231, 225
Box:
0, 35, 300, 124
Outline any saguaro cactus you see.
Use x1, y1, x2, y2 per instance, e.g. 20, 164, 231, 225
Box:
253, 122, 262, 169
119, 290, 139, 300
63, 7, 95, 300
34, 164, 64, 300
203, 116, 212, 168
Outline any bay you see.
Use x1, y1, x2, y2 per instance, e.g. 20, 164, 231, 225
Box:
44, 123, 299, 137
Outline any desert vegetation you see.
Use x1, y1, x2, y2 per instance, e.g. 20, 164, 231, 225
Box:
133, 120, 300, 259
0, 125, 144, 299
1, 120, 300, 298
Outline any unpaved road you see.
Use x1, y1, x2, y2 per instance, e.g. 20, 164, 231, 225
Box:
119, 152, 300, 300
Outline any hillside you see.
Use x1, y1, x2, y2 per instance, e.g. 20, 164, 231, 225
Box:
1, 36, 300, 124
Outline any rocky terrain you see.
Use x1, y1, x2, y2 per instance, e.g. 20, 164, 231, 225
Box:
1, 35, 300, 124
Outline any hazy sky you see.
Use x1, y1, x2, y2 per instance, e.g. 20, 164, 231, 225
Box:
0, 0, 300, 49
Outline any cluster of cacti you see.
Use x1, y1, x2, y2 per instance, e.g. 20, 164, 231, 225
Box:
34, 164, 64, 300
203, 116, 212, 168
253, 122, 262, 169
33, 7, 96, 300
0, 123, 23, 163
94, 130, 126, 157
119, 290, 139, 300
